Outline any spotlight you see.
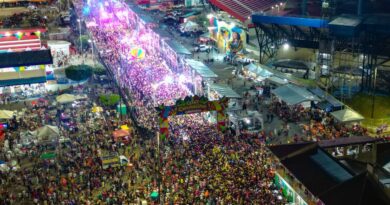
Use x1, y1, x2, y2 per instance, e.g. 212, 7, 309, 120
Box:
283, 43, 289, 50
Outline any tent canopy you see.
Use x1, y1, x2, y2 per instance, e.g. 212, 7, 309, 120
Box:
40, 152, 56, 160
186, 59, 218, 78
113, 129, 130, 138
330, 108, 364, 123
209, 84, 241, 98
0, 110, 15, 119
92, 106, 103, 113
166, 40, 192, 55
35, 125, 60, 141
245, 63, 273, 78
56, 94, 76, 104
272, 84, 320, 105
267, 76, 288, 85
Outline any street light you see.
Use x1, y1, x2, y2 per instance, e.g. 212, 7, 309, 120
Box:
88, 39, 96, 66
77, 19, 83, 63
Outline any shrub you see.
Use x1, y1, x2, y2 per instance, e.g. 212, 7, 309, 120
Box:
65, 64, 93, 81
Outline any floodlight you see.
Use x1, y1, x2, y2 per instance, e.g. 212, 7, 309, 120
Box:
283, 42, 289, 50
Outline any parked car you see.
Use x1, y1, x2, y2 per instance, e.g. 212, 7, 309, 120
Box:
194, 44, 212, 52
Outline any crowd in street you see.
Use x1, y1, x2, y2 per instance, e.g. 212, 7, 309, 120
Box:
0, 0, 384, 204
71, 0, 286, 204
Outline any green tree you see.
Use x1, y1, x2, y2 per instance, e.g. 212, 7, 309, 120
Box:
93, 64, 107, 76
99, 94, 120, 107
76, 35, 90, 52
65, 64, 93, 81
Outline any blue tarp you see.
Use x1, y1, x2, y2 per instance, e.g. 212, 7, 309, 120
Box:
0, 77, 47, 87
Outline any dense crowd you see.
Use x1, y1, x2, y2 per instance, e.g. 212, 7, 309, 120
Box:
72, 0, 285, 204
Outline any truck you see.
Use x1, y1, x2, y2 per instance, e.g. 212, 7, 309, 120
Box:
101, 155, 129, 169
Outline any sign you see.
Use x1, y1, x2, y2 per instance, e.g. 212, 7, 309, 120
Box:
156, 95, 228, 139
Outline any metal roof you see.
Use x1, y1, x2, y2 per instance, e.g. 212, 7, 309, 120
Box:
185, 59, 218, 78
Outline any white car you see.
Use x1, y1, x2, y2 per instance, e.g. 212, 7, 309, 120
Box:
235, 57, 256, 64
194, 45, 212, 52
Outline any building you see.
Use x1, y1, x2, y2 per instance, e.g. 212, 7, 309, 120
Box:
268, 142, 390, 205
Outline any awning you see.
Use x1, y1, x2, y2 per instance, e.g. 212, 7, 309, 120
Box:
330, 108, 364, 123
272, 84, 320, 105
113, 129, 130, 138
166, 40, 192, 55
209, 83, 241, 98
209, 0, 275, 22
185, 59, 218, 78
56, 94, 76, 104
267, 76, 288, 85
245, 63, 273, 78
273, 59, 310, 70
0, 50, 53, 69
0, 110, 15, 119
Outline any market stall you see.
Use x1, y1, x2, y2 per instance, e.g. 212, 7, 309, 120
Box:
0, 110, 15, 119
271, 84, 320, 107
243, 63, 273, 82
208, 83, 241, 100
112, 129, 131, 144
229, 110, 264, 135
56, 94, 76, 104
330, 108, 364, 123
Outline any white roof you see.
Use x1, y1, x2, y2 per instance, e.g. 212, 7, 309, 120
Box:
330, 108, 364, 123
272, 84, 321, 105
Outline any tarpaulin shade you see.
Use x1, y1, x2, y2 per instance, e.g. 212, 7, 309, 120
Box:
209, 84, 241, 98
272, 84, 320, 105
113, 129, 130, 138
330, 108, 364, 123
186, 59, 218, 78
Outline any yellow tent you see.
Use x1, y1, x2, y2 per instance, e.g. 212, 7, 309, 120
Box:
56, 94, 76, 104
0, 110, 15, 119
92, 106, 104, 113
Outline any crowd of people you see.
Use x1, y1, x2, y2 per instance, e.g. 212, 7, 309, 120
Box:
71, 0, 286, 203
1, 0, 386, 204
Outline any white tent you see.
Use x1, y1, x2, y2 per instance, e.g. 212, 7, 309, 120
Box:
56, 94, 76, 104
181, 21, 199, 32
330, 108, 364, 123
35, 125, 60, 142
272, 84, 320, 105
0, 110, 15, 119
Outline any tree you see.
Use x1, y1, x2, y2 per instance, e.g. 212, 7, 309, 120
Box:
93, 64, 107, 76
99, 94, 120, 107
65, 64, 93, 81
76, 35, 90, 52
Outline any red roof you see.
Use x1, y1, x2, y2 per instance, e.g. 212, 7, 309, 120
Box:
0, 35, 41, 52
209, 0, 277, 22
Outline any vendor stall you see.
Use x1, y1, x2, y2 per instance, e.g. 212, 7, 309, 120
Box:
56, 94, 76, 104
243, 63, 273, 82
208, 83, 241, 100
330, 108, 364, 123
229, 110, 264, 135
0, 110, 15, 119
112, 129, 131, 144
271, 84, 320, 107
